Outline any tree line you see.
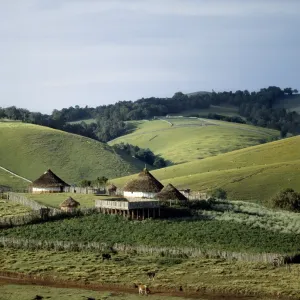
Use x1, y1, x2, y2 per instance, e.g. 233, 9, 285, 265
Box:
1, 86, 299, 141
112, 143, 167, 168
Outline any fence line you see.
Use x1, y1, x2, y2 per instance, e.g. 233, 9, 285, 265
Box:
63, 186, 106, 194
0, 236, 281, 263
7, 192, 46, 210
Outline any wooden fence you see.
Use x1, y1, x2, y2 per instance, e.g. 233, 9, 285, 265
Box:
63, 186, 106, 194
7, 192, 46, 210
0, 236, 281, 263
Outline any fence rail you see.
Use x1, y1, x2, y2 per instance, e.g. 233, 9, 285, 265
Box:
0, 236, 281, 263
7, 192, 46, 210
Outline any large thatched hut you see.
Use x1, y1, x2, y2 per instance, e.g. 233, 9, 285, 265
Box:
60, 197, 80, 213
30, 169, 69, 194
123, 168, 163, 198
156, 183, 188, 202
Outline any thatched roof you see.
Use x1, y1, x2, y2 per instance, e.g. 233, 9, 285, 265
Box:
123, 168, 163, 193
60, 197, 80, 208
31, 169, 70, 188
156, 183, 188, 201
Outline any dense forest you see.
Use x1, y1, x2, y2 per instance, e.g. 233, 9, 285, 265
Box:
1, 86, 299, 142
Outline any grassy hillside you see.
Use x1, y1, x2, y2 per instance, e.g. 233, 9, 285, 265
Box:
112, 136, 300, 202
109, 118, 279, 164
0, 169, 28, 191
0, 122, 146, 188
273, 94, 300, 113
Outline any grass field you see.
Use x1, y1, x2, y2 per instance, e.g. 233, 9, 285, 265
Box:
0, 169, 28, 191
0, 284, 191, 300
0, 122, 147, 189
109, 118, 279, 164
0, 248, 297, 299
112, 136, 300, 202
0, 200, 32, 217
24, 193, 125, 209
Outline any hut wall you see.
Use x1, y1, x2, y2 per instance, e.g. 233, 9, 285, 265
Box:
61, 207, 77, 213
32, 187, 61, 194
123, 191, 156, 198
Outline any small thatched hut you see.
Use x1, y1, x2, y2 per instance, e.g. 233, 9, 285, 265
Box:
107, 184, 117, 196
123, 168, 163, 198
60, 197, 80, 213
30, 169, 69, 194
156, 183, 188, 202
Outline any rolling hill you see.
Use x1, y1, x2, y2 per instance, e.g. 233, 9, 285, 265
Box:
112, 136, 300, 202
0, 122, 147, 189
109, 117, 279, 164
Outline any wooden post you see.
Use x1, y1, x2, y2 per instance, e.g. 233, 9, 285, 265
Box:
131, 209, 134, 219
153, 208, 155, 218
142, 208, 145, 220
148, 208, 150, 219
158, 207, 161, 217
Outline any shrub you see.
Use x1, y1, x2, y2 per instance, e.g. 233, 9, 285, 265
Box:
269, 188, 300, 212
210, 188, 227, 200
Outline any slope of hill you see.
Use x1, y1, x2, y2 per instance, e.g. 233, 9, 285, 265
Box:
112, 136, 300, 202
0, 168, 28, 191
109, 118, 279, 164
0, 122, 147, 188
273, 94, 300, 113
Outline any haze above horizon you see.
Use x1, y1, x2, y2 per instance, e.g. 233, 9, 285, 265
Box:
0, 0, 299, 113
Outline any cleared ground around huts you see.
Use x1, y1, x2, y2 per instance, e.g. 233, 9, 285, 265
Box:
109, 118, 279, 164
112, 136, 300, 202
24, 193, 126, 209
0, 122, 147, 189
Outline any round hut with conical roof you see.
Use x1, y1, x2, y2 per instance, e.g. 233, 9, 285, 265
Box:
123, 168, 163, 198
30, 169, 70, 194
60, 197, 80, 213
156, 183, 188, 202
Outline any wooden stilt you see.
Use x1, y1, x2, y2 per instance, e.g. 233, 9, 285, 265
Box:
153, 208, 155, 218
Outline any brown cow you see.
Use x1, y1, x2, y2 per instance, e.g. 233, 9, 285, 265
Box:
138, 284, 150, 295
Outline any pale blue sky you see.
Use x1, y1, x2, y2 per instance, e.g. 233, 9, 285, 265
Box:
0, 0, 299, 113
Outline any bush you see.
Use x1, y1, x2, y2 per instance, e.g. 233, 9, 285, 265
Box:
210, 188, 227, 200
269, 188, 300, 212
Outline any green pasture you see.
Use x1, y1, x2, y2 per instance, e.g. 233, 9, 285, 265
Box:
0, 122, 146, 188
0, 200, 32, 217
109, 118, 279, 164
0, 248, 297, 299
0, 284, 190, 300
0, 168, 28, 191
24, 193, 125, 209
113, 136, 300, 202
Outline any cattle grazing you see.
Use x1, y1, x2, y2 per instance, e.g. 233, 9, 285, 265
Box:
102, 253, 111, 261
138, 284, 150, 295
32, 296, 43, 300
146, 271, 156, 280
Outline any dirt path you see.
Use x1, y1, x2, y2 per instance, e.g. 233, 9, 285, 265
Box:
0, 166, 31, 183
0, 272, 270, 300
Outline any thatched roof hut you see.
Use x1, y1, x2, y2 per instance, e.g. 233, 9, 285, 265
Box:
156, 183, 188, 201
30, 169, 69, 193
60, 197, 80, 208
60, 197, 80, 212
123, 168, 163, 198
